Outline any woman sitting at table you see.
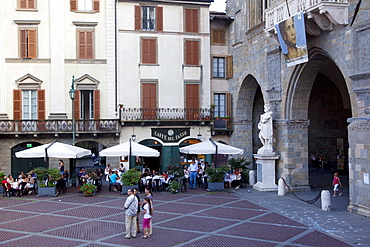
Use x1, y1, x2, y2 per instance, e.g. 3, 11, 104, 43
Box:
232, 168, 242, 190
7, 174, 15, 183
18, 174, 29, 195
2, 176, 17, 197
25, 174, 35, 195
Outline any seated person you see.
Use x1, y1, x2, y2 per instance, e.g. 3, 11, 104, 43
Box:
2, 176, 17, 197
77, 168, 88, 185
25, 174, 35, 195
232, 168, 242, 189
224, 172, 233, 188
110, 170, 121, 192
118, 164, 125, 175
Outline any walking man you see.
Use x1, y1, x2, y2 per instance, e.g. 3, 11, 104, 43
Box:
124, 188, 138, 239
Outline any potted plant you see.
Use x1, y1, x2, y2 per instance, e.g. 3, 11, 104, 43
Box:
80, 183, 97, 197
120, 168, 141, 195
168, 181, 181, 194
210, 104, 216, 109
221, 116, 231, 121
215, 116, 221, 120
31, 167, 62, 196
206, 166, 228, 192
118, 104, 124, 108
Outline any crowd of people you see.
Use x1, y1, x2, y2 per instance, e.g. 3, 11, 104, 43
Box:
1, 171, 36, 196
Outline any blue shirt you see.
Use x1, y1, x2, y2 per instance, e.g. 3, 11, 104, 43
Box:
110, 173, 118, 183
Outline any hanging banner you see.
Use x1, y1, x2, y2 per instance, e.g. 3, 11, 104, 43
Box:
275, 12, 308, 67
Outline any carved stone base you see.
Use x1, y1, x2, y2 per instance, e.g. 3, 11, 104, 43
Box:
253, 153, 279, 192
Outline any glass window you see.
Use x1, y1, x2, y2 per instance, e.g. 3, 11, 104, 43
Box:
22, 90, 37, 120
213, 57, 225, 78
142, 6, 156, 31
214, 93, 226, 117
80, 90, 94, 119
78, 0, 93, 11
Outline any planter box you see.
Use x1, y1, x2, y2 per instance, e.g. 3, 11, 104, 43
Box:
0, 186, 4, 193
207, 182, 224, 192
121, 185, 138, 195
38, 186, 56, 196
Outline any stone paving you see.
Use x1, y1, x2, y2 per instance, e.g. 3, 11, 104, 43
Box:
1, 179, 364, 247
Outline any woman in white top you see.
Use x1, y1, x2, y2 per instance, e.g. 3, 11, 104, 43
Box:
142, 197, 153, 239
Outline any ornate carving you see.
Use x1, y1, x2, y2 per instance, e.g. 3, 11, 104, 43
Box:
274, 119, 310, 129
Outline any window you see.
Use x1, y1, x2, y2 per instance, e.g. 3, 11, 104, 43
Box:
78, 31, 94, 59
70, 0, 100, 12
142, 83, 157, 120
141, 38, 157, 64
214, 93, 226, 118
74, 90, 100, 119
211, 29, 226, 44
185, 8, 199, 33
213, 57, 225, 78
185, 40, 199, 65
249, 0, 263, 28
135, 6, 163, 31
20, 29, 37, 58
185, 84, 200, 120
13, 89, 45, 120
19, 0, 36, 9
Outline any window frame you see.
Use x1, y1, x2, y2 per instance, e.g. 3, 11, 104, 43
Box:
77, 29, 95, 59
213, 93, 226, 118
142, 6, 156, 31
141, 38, 157, 64
184, 8, 199, 33
70, 0, 100, 12
18, 0, 36, 9
211, 29, 226, 44
184, 40, 200, 66
22, 90, 37, 120
19, 28, 37, 59
212, 57, 226, 78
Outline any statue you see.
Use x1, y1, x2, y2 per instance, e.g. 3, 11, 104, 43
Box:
258, 104, 274, 154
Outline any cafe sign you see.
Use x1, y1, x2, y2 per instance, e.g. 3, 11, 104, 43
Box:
151, 128, 190, 143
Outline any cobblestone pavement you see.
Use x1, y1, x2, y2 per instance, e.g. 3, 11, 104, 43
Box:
0, 176, 367, 247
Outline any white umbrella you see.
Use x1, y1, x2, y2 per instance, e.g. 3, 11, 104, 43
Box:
179, 139, 244, 155
15, 141, 91, 159
100, 140, 160, 157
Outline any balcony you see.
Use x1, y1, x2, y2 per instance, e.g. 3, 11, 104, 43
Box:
120, 108, 212, 126
0, 119, 120, 135
212, 117, 234, 136
265, 0, 349, 35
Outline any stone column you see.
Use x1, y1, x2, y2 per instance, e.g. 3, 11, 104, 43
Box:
347, 117, 370, 217
0, 0, 7, 119
274, 119, 311, 191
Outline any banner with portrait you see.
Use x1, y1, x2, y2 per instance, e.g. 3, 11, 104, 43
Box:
275, 12, 308, 67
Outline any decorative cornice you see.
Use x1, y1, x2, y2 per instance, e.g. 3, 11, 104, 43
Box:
274, 119, 310, 129
72, 21, 98, 27
14, 20, 41, 25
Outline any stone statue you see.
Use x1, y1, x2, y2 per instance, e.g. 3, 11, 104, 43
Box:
258, 104, 274, 154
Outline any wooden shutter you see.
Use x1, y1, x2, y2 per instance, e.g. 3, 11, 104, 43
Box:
29, 0, 35, 9
20, 0, 27, 8
37, 89, 45, 120
13, 89, 22, 120
142, 39, 156, 64
28, 29, 37, 58
78, 31, 93, 59
20, 30, 27, 58
94, 90, 100, 119
226, 55, 233, 79
74, 90, 80, 119
185, 40, 199, 65
142, 83, 157, 120
135, 5, 141, 30
226, 93, 232, 128
185, 9, 198, 33
212, 30, 225, 44
70, 0, 77, 11
185, 84, 199, 120
93, 0, 100, 12
156, 7, 163, 31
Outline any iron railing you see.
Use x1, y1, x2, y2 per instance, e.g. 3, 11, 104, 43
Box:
0, 119, 119, 134
120, 108, 212, 121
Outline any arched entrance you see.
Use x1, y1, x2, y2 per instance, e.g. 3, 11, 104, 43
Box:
234, 74, 263, 162
285, 48, 351, 188
139, 139, 162, 173
11, 142, 44, 177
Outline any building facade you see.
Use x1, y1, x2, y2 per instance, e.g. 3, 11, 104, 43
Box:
226, 0, 370, 217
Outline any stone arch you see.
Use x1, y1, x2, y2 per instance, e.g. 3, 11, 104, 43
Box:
285, 47, 351, 119
235, 74, 260, 122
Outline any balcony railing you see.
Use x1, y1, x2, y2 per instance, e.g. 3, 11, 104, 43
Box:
265, 0, 349, 32
120, 108, 212, 121
0, 119, 119, 134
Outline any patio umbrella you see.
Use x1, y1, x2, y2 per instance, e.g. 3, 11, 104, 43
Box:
179, 138, 244, 155
15, 141, 92, 159
99, 139, 160, 157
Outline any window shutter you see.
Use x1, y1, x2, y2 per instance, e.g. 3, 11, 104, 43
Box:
94, 90, 100, 119
78, 31, 93, 59
185, 9, 198, 33
86, 31, 93, 59
20, 30, 27, 58
142, 39, 149, 63
185, 40, 199, 65
70, 0, 77, 11
226, 55, 233, 79
185, 84, 199, 119
28, 29, 37, 58
29, 0, 35, 9
185, 9, 191, 32
74, 90, 80, 119
192, 9, 199, 33
93, 0, 100, 12
220, 30, 225, 43
37, 89, 45, 120
156, 7, 163, 31
20, 0, 27, 8
135, 5, 141, 30
149, 39, 156, 64
142, 83, 157, 119
226, 93, 232, 128
13, 89, 22, 120
193, 41, 199, 65
78, 32, 85, 59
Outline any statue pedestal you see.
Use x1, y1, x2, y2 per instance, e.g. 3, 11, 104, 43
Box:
253, 153, 279, 192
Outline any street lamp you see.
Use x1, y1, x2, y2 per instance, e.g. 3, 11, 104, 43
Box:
69, 76, 77, 187
69, 76, 76, 146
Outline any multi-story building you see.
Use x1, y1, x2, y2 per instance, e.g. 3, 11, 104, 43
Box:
0, 0, 119, 175
226, 0, 370, 217
115, 0, 213, 172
